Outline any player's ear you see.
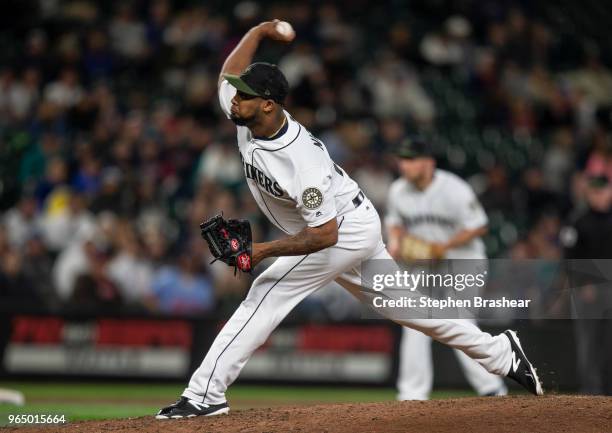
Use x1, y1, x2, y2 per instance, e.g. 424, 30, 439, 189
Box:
261, 99, 275, 114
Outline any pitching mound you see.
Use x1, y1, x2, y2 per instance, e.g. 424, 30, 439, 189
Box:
5, 395, 611, 433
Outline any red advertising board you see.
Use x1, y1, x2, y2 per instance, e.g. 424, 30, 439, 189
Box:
4, 316, 192, 378
243, 324, 395, 383
1, 316, 396, 384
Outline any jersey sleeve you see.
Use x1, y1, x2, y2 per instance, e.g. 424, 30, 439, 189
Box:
293, 164, 337, 227
453, 182, 488, 230
218, 79, 236, 119
384, 184, 403, 228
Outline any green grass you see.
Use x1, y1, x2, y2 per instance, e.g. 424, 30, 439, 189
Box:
0, 382, 475, 426
0, 403, 160, 422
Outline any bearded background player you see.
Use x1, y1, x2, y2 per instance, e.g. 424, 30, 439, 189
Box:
156, 20, 543, 419
386, 137, 508, 400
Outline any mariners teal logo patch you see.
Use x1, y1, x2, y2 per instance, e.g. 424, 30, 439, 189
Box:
302, 187, 323, 210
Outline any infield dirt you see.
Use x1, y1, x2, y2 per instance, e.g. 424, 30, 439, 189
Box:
3, 395, 611, 433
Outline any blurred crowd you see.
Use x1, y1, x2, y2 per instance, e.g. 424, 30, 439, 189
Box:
1, 0, 612, 316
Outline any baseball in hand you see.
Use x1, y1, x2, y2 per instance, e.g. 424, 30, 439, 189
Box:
275, 21, 295, 38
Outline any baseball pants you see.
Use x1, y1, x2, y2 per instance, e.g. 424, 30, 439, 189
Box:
183, 200, 512, 404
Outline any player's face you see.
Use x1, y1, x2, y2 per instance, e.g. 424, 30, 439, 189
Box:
230, 91, 262, 126
586, 184, 612, 211
398, 157, 433, 184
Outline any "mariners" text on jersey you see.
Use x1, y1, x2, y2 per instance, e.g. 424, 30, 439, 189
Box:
240, 153, 283, 197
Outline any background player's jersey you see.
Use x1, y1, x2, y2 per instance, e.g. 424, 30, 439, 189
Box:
219, 80, 360, 234
385, 169, 487, 259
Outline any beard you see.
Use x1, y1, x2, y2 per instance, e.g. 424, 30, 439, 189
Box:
230, 113, 255, 127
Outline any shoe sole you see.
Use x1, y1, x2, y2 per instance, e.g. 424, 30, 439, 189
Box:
506, 330, 544, 396
155, 407, 230, 419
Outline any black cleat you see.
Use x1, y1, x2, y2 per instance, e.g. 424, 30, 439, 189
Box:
504, 330, 544, 396
156, 397, 229, 419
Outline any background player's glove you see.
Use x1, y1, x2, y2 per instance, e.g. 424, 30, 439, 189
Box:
400, 234, 446, 260
200, 214, 252, 274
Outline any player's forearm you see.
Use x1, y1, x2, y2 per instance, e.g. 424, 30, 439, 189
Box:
387, 226, 405, 244
219, 26, 264, 82
445, 226, 487, 249
256, 220, 339, 259
386, 225, 404, 252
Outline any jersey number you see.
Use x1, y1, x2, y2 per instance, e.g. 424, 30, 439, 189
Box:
308, 132, 343, 177
309, 132, 324, 150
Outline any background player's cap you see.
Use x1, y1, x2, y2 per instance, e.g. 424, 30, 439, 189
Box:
586, 174, 610, 188
394, 136, 433, 159
223, 62, 289, 104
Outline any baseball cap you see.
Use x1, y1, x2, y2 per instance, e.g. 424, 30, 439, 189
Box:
394, 136, 433, 159
223, 62, 289, 104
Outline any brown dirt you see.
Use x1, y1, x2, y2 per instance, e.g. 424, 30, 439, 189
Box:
3, 395, 611, 433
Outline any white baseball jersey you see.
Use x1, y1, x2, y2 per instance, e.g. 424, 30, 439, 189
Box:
385, 169, 487, 259
218, 80, 360, 234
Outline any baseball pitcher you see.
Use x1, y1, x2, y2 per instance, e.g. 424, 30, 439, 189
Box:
157, 20, 542, 419
386, 137, 508, 400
